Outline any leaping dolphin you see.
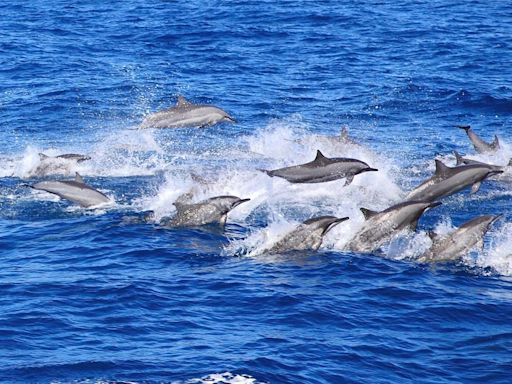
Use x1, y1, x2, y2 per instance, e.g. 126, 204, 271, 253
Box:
140, 96, 235, 129
31, 173, 110, 208
406, 160, 502, 202
260, 150, 378, 185
160, 195, 250, 227
346, 201, 441, 253
457, 125, 500, 153
453, 151, 511, 171
39, 153, 91, 162
266, 216, 349, 254
417, 215, 501, 263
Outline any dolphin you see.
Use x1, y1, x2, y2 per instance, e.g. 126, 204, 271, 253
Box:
417, 215, 501, 263
140, 96, 235, 129
28, 153, 91, 178
405, 160, 503, 202
267, 216, 349, 254
39, 153, 91, 162
346, 201, 441, 253
457, 125, 500, 153
31, 173, 110, 207
453, 151, 511, 171
160, 195, 250, 227
260, 150, 378, 185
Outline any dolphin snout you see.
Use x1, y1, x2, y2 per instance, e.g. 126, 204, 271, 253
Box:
489, 170, 504, 177
428, 201, 442, 209
366, 167, 378, 172
224, 115, 236, 123
234, 198, 251, 207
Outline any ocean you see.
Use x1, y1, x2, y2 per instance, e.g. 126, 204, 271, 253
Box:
1, 1, 511, 383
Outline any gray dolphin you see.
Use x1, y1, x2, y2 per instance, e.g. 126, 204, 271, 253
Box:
260, 150, 378, 185
267, 216, 349, 254
31, 173, 110, 207
28, 153, 91, 178
406, 160, 503, 202
453, 151, 511, 171
457, 125, 500, 153
140, 96, 235, 129
346, 201, 441, 253
160, 195, 250, 227
418, 215, 501, 263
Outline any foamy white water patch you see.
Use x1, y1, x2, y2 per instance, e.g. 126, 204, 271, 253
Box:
476, 222, 512, 276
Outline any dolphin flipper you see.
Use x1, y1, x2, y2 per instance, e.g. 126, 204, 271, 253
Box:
470, 181, 481, 194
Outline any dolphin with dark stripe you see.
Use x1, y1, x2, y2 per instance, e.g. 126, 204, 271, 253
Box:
140, 96, 235, 129
406, 160, 502, 202
457, 125, 500, 153
346, 201, 441, 253
418, 215, 501, 263
31, 173, 110, 207
267, 216, 349, 254
160, 195, 250, 227
260, 150, 378, 185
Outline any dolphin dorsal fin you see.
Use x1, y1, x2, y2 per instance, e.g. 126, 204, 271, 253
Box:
360, 208, 379, 220
453, 151, 464, 166
507, 159, 512, 167
75, 172, 84, 184
39, 153, 49, 160
314, 150, 329, 163
492, 135, 500, 149
176, 95, 191, 107
434, 159, 453, 177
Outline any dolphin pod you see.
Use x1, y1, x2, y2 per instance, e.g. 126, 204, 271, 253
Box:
260, 150, 378, 185
22, 99, 508, 264
457, 125, 500, 153
266, 216, 349, 254
140, 96, 235, 129
31, 173, 110, 208
417, 215, 501, 263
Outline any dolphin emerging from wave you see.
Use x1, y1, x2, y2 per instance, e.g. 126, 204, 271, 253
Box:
266, 216, 349, 254
30, 173, 111, 208
160, 195, 250, 227
260, 150, 378, 185
346, 201, 441, 253
417, 215, 501, 263
406, 159, 502, 202
140, 96, 235, 129
28, 153, 91, 178
457, 125, 500, 153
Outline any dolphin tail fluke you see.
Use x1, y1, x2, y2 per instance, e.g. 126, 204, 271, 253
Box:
456, 125, 471, 132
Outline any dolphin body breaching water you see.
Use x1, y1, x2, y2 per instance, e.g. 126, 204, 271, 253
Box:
457, 125, 500, 153
266, 216, 349, 254
406, 160, 503, 202
31, 173, 110, 208
346, 201, 441, 253
453, 151, 511, 171
140, 96, 235, 129
417, 215, 501, 263
160, 195, 250, 227
28, 153, 91, 178
260, 150, 378, 185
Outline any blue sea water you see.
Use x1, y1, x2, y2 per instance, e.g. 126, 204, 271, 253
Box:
1, 0, 512, 383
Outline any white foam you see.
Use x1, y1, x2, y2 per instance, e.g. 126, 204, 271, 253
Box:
475, 222, 512, 276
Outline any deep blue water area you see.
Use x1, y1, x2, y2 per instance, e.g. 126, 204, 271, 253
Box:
1, 1, 512, 383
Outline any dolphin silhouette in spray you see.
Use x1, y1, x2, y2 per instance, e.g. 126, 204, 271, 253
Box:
417, 215, 501, 263
266, 216, 349, 254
